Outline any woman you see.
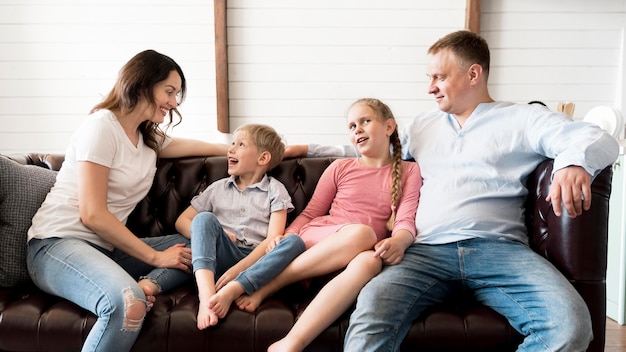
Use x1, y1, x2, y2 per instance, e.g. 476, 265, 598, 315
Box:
26, 49, 228, 352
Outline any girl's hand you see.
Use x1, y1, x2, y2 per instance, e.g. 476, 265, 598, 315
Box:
224, 230, 237, 244
373, 231, 413, 266
373, 238, 404, 265
155, 243, 192, 273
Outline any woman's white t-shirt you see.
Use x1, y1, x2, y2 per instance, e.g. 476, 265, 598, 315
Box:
28, 109, 167, 251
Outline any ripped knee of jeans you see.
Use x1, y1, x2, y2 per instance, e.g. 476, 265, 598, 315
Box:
122, 287, 146, 331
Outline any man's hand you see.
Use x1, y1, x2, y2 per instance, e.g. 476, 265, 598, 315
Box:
546, 165, 592, 218
283, 145, 309, 159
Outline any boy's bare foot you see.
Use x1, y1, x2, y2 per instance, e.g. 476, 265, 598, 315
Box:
235, 292, 264, 312
208, 282, 245, 318
197, 297, 220, 330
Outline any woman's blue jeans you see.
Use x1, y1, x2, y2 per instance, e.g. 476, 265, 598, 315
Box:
344, 237, 593, 352
26, 234, 190, 352
190, 212, 305, 294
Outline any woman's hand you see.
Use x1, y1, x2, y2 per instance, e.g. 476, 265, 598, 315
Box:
154, 243, 192, 273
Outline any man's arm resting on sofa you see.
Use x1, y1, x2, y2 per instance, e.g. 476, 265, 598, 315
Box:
284, 144, 358, 159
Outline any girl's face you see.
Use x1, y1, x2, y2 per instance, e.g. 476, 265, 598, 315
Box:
347, 103, 395, 158
141, 70, 182, 123
227, 130, 262, 176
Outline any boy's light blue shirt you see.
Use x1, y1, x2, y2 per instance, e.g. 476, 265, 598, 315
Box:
309, 101, 619, 244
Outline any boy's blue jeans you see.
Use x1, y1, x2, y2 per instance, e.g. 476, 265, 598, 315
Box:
190, 211, 305, 294
344, 237, 593, 352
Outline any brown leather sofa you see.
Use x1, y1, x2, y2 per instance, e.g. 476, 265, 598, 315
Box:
0, 153, 611, 352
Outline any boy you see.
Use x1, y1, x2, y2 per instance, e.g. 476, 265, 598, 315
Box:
174, 124, 305, 329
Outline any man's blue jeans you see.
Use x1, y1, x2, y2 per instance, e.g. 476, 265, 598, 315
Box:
190, 211, 305, 294
344, 237, 592, 352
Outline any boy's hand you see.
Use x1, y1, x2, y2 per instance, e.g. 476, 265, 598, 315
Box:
216, 267, 238, 291
266, 235, 285, 253
224, 230, 237, 244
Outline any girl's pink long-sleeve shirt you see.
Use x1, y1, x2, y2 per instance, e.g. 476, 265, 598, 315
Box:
285, 158, 422, 243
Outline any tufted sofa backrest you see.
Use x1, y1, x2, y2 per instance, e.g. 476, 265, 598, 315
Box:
6, 152, 613, 352
125, 156, 338, 238
8, 154, 338, 238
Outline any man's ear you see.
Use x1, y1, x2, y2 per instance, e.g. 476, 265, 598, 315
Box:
258, 151, 271, 166
468, 63, 482, 83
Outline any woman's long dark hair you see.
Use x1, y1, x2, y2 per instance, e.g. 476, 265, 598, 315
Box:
91, 50, 186, 152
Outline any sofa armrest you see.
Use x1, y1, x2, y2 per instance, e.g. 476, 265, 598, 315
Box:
525, 159, 612, 352
6, 153, 65, 171
525, 159, 611, 280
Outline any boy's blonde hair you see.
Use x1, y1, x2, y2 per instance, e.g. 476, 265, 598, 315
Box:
234, 124, 285, 170
350, 98, 403, 231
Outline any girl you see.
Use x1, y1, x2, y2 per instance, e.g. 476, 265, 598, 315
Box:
229, 98, 422, 352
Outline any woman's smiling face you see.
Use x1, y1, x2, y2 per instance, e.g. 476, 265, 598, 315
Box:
140, 70, 182, 124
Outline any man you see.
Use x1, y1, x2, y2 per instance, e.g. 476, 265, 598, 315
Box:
286, 30, 618, 351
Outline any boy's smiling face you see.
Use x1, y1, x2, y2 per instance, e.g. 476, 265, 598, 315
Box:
227, 130, 262, 176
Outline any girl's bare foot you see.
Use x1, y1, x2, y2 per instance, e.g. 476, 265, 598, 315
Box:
207, 282, 244, 318
197, 296, 220, 330
235, 292, 264, 312
268, 337, 305, 352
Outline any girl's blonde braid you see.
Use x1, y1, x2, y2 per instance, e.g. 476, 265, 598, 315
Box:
386, 129, 403, 231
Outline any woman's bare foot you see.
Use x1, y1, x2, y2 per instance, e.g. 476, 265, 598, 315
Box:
235, 292, 264, 312
138, 280, 159, 312
197, 296, 220, 330
207, 282, 245, 318
268, 336, 305, 352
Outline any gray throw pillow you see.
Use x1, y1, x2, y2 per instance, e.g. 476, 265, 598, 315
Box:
0, 156, 57, 287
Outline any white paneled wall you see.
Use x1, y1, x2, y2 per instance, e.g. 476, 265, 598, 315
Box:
1, 0, 625, 153
228, 0, 626, 146
226, 0, 466, 146
482, 0, 626, 122
0, 0, 219, 154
